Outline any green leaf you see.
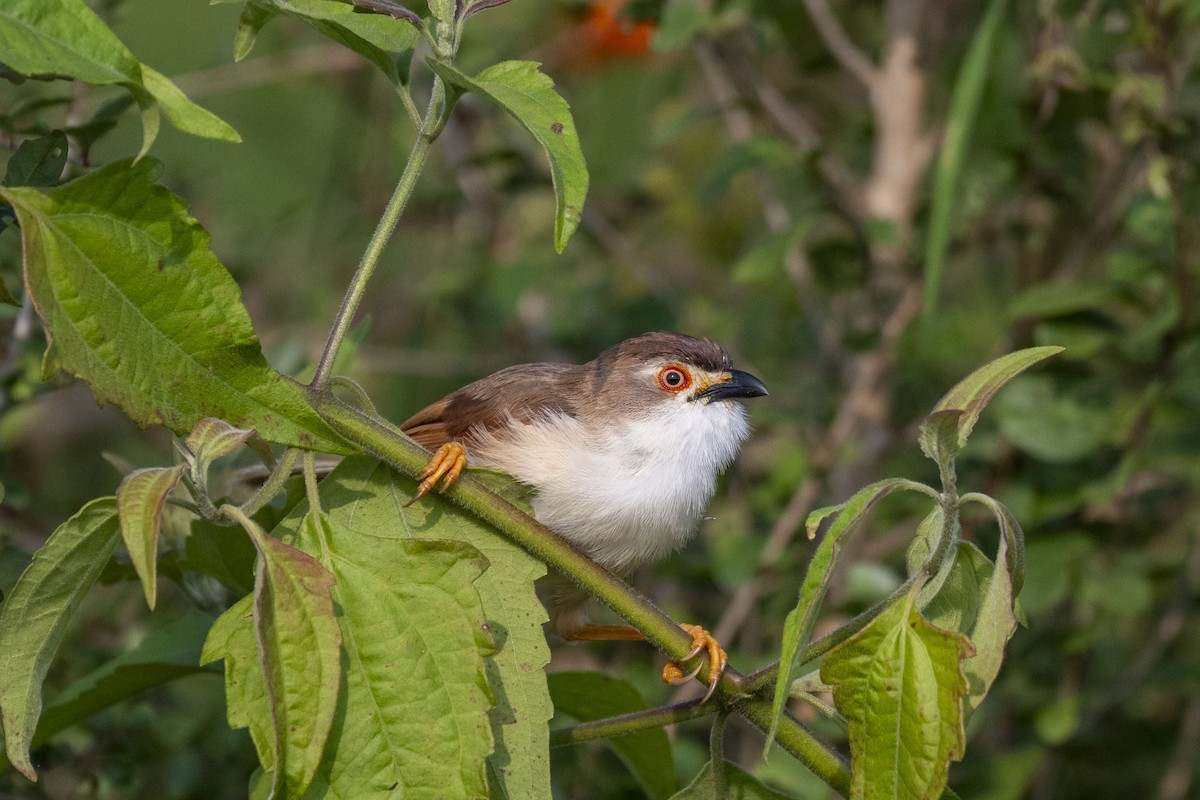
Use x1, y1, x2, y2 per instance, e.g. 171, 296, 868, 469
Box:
185, 518, 258, 596
0, 159, 352, 454
301, 459, 550, 800
931, 346, 1064, 450
0, 497, 120, 781
242, 515, 342, 799
820, 589, 973, 800
140, 64, 242, 143
427, 60, 588, 253
767, 478, 936, 755
959, 494, 1023, 710
548, 672, 677, 800
35, 608, 216, 743
918, 541, 992, 635
0, 0, 239, 152
242, 0, 419, 84
670, 759, 797, 800
905, 507, 946, 578
992, 375, 1111, 463
234, 1, 279, 61
116, 465, 186, 610
0, 0, 141, 85
202, 594, 277, 771
185, 417, 261, 480
427, 0, 456, 27
3, 131, 68, 187
651, 3, 712, 53
922, 0, 1009, 313
301, 511, 495, 799
918, 409, 966, 468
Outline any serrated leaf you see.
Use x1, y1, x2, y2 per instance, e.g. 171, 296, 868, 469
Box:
548, 672, 676, 800
932, 346, 1064, 449
35, 608, 216, 743
427, 59, 588, 253
821, 589, 973, 800
202, 594, 277, 771
242, 516, 342, 799
116, 465, 185, 610
206, 500, 503, 799
0, 498, 120, 781
249, 0, 419, 84
297, 510, 496, 799
0, 159, 351, 454
769, 479, 935, 754
670, 759, 796, 800
298, 458, 550, 800
3, 131, 68, 187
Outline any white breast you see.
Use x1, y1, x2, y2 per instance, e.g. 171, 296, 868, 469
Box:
470, 399, 750, 574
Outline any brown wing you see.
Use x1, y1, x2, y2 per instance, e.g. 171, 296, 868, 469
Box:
400, 362, 581, 450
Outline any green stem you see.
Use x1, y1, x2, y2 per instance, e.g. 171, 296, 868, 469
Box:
550, 700, 712, 747
310, 76, 448, 390
309, 393, 737, 684
710, 712, 729, 796
743, 495, 961, 695
737, 699, 850, 795
238, 447, 302, 519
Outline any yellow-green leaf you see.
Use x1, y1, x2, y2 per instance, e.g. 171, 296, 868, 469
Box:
116, 465, 185, 610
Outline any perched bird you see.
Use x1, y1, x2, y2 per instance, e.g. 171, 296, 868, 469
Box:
400, 332, 767, 698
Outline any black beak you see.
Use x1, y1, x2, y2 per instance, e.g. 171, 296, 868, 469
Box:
696, 369, 769, 402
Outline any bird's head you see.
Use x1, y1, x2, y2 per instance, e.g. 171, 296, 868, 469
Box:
585, 332, 768, 420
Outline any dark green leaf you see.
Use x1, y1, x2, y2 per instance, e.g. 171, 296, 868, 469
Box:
0, 497, 120, 781
0, 159, 352, 454
548, 672, 676, 800
3, 131, 68, 187
185, 519, 258, 596
35, 608, 217, 743
427, 59, 588, 253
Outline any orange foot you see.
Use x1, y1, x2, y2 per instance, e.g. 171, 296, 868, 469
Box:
404, 442, 467, 507
662, 624, 728, 703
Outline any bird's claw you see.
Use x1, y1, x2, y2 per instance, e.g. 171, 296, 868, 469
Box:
404, 442, 467, 507
661, 624, 728, 703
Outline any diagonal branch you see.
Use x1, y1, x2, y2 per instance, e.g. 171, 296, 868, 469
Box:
803, 0, 879, 89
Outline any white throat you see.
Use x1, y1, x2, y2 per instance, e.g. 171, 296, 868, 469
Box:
470, 398, 751, 574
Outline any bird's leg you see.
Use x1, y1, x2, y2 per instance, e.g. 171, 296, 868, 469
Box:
567, 622, 728, 703
405, 442, 467, 507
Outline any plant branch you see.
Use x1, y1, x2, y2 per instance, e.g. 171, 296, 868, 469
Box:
549, 700, 713, 747
309, 393, 744, 691
802, 0, 879, 89
310, 62, 454, 390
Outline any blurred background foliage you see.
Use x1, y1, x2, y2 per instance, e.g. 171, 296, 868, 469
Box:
2, 0, 1200, 797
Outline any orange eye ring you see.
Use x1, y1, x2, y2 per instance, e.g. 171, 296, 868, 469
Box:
657, 364, 692, 392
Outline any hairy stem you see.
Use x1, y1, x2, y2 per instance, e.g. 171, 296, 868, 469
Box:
549, 700, 712, 747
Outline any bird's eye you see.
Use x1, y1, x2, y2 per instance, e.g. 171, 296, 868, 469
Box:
657, 365, 691, 392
